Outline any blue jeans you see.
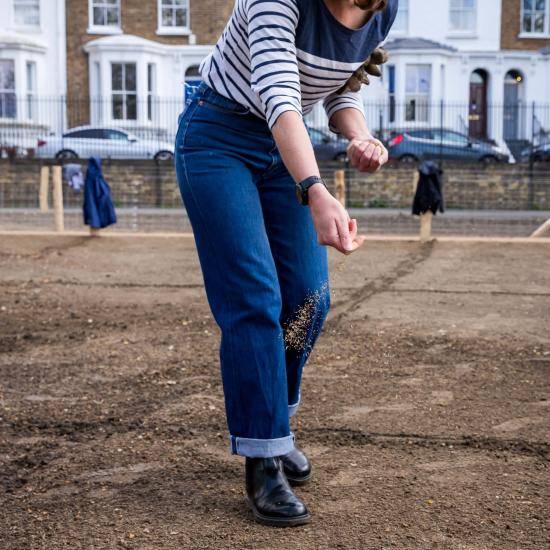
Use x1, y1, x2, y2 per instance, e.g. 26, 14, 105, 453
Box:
174, 83, 330, 457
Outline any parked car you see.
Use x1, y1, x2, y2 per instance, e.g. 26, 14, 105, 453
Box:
36, 126, 174, 161
307, 126, 348, 161
520, 141, 550, 163
386, 128, 509, 164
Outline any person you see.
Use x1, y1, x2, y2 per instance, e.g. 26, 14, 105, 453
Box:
174, 0, 397, 527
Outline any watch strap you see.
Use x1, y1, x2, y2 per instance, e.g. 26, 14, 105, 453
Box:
297, 176, 326, 205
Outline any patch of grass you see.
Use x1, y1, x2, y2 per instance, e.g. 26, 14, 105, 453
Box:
368, 197, 390, 208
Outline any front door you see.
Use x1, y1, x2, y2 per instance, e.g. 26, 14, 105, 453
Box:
503, 81, 520, 140
469, 72, 488, 140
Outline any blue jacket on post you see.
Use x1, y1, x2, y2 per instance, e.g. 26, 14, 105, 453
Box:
83, 157, 117, 229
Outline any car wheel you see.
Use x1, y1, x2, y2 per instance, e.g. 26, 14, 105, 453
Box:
56, 149, 78, 160
399, 154, 418, 164
480, 155, 498, 164
154, 151, 174, 162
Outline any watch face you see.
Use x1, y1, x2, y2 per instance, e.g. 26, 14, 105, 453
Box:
295, 183, 305, 205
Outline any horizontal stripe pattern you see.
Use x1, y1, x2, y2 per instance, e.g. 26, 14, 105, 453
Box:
199, 0, 366, 130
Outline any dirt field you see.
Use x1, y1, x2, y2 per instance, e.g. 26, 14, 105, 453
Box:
0, 235, 549, 549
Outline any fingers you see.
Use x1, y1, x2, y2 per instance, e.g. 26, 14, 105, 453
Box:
312, 198, 366, 255
350, 234, 367, 252
335, 217, 353, 253
350, 139, 389, 173
346, 219, 366, 254
347, 139, 368, 167
360, 143, 378, 171
319, 222, 366, 255
349, 218, 358, 242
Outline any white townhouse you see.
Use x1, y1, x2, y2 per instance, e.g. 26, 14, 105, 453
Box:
0, 0, 67, 148
1, 0, 549, 153
65, 0, 226, 141
363, 0, 550, 149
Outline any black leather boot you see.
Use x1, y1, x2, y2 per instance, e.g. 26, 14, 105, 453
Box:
245, 457, 311, 527
281, 446, 312, 485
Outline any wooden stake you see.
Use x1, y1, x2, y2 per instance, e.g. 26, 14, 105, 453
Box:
39, 166, 50, 212
419, 211, 433, 242
530, 218, 550, 238
334, 169, 346, 207
52, 165, 64, 232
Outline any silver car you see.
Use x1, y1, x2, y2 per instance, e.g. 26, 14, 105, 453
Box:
36, 126, 174, 161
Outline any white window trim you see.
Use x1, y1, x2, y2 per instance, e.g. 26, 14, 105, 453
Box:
87, 0, 122, 35
156, 0, 191, 36
404, 63, 432, 124
0, 58, 17, 121
390, 0, 408, 36
110, 61, 138, 121
12, 0, 42, 31
448, 0, 477, 35
446, 32, 478, 38
520, 0, 550, 37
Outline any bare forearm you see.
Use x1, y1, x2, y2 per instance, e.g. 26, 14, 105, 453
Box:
329, 107, 373, 142
271, 111, 320, 182
330, 108, 389, 173
269, 110, 365, 255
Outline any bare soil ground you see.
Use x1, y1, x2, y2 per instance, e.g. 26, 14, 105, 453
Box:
0, 235, 548, 549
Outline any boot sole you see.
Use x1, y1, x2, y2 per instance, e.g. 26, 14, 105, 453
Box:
284, 471, 312, 486
246, 498, 311, 527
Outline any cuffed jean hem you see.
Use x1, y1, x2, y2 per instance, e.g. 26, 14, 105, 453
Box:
288, 392, 301, 418
229, 433, 295, 457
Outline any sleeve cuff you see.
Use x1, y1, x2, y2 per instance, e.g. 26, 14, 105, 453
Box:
267, 102, 303, 130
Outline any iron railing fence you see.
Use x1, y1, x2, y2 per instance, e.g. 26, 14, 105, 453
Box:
1, 96, 550, 164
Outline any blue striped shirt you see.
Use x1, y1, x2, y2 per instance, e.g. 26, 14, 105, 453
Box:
199, 0, 398, 130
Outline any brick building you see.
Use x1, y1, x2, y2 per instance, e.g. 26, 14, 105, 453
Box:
2, 0, 550, 155
501, 0, 550, 51
65, 0, 233, 133
0, 0, 66, 148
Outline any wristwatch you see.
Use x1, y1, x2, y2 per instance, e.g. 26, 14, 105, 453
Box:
295, 176, 327, 206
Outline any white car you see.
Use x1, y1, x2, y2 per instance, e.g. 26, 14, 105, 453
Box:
36, 126, 174, 161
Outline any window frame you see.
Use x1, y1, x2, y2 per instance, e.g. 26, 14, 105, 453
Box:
404, 64, 432, 123
156, 0, 191, 36
390, 0, 408, 35
111, 62, 138, 121
25, 60, 37, 120
13, 0, 41, 28
387, 64, 396, 123
0, 59, 17, 120
448, 0, 477, 35
520, 0, 550, 37
147, 63, 157, 122
88, 0, 122, 35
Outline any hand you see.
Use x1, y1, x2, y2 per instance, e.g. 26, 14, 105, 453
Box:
308, 184, 366, 255
347, 137, 388, 173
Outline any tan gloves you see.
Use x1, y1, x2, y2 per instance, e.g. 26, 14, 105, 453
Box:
337, 47, 389, 94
